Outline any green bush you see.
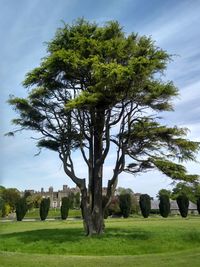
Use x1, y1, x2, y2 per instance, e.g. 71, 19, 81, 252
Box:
197, 197, 200, 214
139, 194, 151, 218
16, 197, 28, 221
0, 197, 5, 217
61, 197, 70, 220
1, 203, 11, 217
39, 198, 50, 221
107, 196, 121, 216
159, 194, 170, 218
119, 194, 131, 218
176, 194, 189, 218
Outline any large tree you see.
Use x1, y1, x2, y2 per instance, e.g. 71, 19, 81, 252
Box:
8, 19, 199, 235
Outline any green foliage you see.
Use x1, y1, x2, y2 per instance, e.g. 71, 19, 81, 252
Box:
130, 195, 140, 214
116, 187, 134, 195
0, 185, 5, 195
61, 197, 70, 220
1, 188, 20, 212
157, 189, 171, 199
197, 197, 200, 214
8, 19, 199, 178
119, 194, 131, 218
39, 198, 50, 221
74, 192, 81, 209
153, 159, 199, 182
159, 195, 170, 218
107, 196, 121, 216
7, 19, 200, 234
171, 182, 199, 203
2, 203, 11, 217
176, 194, 189, 218
139, 194, 151, 218
16, 197, 28, 221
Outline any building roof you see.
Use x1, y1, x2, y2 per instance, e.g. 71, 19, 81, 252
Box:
150, 200, 197, 210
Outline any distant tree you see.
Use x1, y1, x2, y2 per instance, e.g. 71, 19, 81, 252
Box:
16, 197, 28, 221
130, 195, 140, 214
33, 194, 43, 208
8, 19, 200, 235
116, 187, 134, 196
1, 188, 20, 211
176, 194, 189, 218
61, 197, 70, 220
119, 194, 131, 218
0, 186, 5, 195
2, 203, 11, 217
107, 196, 121, 216
197, 197, 200, 214
40, 198, 50, 221
157, 189, 171, 199
68, 192, 75, 209
23, 191, 34, 210
74, 192, 81, 209
172, 182, 196, 202
159, 194, 170, 218
139, 194, 151, 218
24, 191, 32, 199
0, 197, 5, 217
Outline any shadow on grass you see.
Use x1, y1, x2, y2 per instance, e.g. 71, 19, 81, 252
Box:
1, 228, 84, 244
105, 228, 152, 240
1, 227, 153, 244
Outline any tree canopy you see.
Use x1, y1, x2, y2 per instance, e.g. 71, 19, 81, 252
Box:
8, 19, 199, 235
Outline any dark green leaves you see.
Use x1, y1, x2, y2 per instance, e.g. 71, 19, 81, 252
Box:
153, 158, 199, 182
37, 139, 60, 152
7, 18, 199, 185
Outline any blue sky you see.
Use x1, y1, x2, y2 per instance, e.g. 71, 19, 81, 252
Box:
0, 0, 200, 197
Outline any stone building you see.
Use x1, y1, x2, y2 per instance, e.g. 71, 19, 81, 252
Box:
25, 185, 80, 208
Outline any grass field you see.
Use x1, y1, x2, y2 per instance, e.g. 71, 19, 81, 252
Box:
23, 208, 82, 219
0, 217, 200, 266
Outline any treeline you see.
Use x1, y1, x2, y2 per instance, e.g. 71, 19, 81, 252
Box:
1, 183, 200, 220
0, 186, 80, 220
104, 183, 200, 219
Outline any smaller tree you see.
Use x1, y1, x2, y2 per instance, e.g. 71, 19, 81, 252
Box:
139, 194, 151, 218
68, 192, 75, 209
119, 194, 131, 218
130, 195, 140, 214
176, 194, 189, 218
74, 192, 81, 209
1, 188, 20, 212
40, 198, 50, 221
16, 197, 28, 221
107, 196, 121, 217
172, 182, 196, 202
157, 189, 171, 199
0, 197, 5, 217
1, 203, 11, 217
159, 194, 170, 218
61, 197, 70, 220
197, 197, 200, 214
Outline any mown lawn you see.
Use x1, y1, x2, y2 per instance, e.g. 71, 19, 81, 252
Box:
23, 208, 82, 219
0, 217, 200, 266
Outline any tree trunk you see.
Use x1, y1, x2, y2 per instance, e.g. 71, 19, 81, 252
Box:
81, 108, 105, 236
92, 108, 105, 234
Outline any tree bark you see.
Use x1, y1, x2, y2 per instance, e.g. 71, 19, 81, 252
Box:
80, 108, 105, 235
